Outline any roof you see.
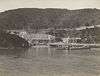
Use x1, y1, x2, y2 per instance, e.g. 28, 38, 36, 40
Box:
7, 30, 27, 33
23, 34, 55, 40
75, 25, 100, 31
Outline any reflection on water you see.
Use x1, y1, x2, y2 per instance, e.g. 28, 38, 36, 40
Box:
0, 47, 100, 76
0, 47, 68, 58
0, 48, 28, 58
0, 47, 98, 58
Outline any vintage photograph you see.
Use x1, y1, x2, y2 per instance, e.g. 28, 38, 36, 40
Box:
0, 0, 100, 76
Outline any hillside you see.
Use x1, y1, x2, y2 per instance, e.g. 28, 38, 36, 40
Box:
0, 8, 100, 30
0, 30, 30, 48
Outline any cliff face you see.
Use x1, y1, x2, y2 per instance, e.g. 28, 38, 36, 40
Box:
0, 8, 100, 30
0, 30, 30, 48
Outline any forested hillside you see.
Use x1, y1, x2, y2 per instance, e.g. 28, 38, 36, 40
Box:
0, 8, 100, 30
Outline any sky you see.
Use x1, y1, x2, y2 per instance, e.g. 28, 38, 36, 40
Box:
0, 0, 100, 12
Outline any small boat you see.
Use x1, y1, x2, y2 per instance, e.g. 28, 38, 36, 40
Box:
70, 45, 90, 50
48, 42, 66, 50
49, 42, 65, 47
56, 45, 67, 50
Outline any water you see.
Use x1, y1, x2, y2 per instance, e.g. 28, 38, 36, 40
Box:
0, 47, 100, 76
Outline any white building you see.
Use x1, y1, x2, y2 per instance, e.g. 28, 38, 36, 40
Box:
62, 37, 81, 43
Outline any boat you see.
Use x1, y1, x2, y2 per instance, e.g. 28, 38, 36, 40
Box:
67, 43, 100, 50
70, 45, 90, 50
48, 42, 66, 50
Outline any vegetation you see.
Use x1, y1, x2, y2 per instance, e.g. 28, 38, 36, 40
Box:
0, 8, 100, 44
95, 27, 100, 43
0, 8, 100, 30
0, 30, 30, 48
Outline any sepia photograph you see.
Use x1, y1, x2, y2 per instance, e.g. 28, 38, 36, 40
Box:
0, 0, 100, 76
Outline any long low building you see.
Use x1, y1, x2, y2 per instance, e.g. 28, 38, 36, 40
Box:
6, 30, 55, 45
28, 34, 55, 40
23, 34, 55, 45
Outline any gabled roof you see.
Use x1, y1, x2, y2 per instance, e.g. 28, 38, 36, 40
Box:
75, 25, 100, 31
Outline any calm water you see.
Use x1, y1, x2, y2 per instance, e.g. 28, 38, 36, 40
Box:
0, 47, 100, 76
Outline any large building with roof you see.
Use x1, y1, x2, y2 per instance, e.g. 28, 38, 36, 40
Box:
6, 30, 55, 45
